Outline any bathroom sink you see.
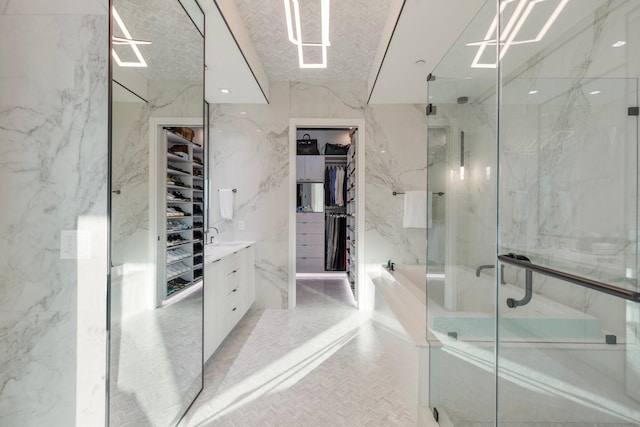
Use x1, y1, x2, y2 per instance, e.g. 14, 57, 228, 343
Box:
210, 241, 239, 247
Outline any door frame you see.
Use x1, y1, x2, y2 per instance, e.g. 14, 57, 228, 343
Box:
288, 118, 366, 309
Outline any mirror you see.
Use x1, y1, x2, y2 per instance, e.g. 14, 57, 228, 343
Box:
297, 183, 324, 213
109, 0, 204, 425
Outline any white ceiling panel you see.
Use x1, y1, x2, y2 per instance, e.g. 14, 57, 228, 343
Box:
232, 0, 392, 82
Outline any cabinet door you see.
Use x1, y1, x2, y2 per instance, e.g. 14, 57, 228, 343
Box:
204, 259, 223, 361
304, 156, 325, 181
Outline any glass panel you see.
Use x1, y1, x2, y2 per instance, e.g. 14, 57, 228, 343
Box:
426, 1, 498, 425
498, 1, 640, 425
109, 0, 204, 425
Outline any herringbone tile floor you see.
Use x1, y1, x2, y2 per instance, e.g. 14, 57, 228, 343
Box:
179, 276, 414, 427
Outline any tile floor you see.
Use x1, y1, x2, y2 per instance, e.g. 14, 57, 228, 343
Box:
178, 275, 414, 427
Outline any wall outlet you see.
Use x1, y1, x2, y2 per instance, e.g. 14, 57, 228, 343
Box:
60, 230, 92, 260
60, 230, 77, 259
238, 220, 245, 231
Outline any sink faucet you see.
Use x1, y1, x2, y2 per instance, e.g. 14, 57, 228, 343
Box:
476, 264, 506, 284
386, 260, 395, 271
207, 226, 219, 244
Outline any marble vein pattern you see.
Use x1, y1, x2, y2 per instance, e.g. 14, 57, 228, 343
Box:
0, 13, 108, 427
365, 104, 428, 265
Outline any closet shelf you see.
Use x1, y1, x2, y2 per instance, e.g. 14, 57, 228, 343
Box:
167, 153, 191, 163
167, 169, 191, 177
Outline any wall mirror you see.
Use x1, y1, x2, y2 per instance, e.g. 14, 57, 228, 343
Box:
297, 182, 324, 213
109, 0, 205, 425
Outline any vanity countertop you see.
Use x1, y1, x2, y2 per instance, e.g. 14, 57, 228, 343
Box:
204, 241, 255, 264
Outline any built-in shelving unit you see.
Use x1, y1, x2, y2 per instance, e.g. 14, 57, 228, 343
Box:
162, 127, 204, 300
346, 143, 356, 296
324, 154, 347, 272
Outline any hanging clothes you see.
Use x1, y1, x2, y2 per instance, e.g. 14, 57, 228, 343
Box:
325, 213, 347, 271
324, 165, 346, 207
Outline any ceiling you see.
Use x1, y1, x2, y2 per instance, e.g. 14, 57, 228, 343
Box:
113, 0, 203, 83
232, 0, 391, 82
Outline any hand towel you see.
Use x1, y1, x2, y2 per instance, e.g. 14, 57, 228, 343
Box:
219, 189, 234, 220
403, 190, 427, 228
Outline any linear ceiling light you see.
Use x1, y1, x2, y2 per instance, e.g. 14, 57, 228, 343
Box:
112, 6, 150, 67
466, 0, 569, 68
284, 0, 331, 68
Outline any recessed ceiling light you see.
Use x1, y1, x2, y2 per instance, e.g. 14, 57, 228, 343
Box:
528, 90, 539, 95
240, 111, 247, 115
589, 90, 601, 95
612, 41, 626, 48
415, 59, 426, 66
220, 88, 230, 94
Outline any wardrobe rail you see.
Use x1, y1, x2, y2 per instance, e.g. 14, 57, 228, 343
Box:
498, 254, 640, 303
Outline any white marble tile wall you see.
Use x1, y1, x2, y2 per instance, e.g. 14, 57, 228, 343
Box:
365, 104, 428, 265
0, 8, 108, 427
210, 81, 428, 308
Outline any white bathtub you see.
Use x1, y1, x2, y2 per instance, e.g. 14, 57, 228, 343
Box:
370, 265, 639, 426
385, 264, 603, 342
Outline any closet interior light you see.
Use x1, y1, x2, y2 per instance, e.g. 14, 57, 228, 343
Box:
467, 0, 569, 68
284, 0, 331, 68
111, 6, 150, 67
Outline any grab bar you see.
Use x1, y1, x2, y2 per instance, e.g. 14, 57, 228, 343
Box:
498, 253, 640, 303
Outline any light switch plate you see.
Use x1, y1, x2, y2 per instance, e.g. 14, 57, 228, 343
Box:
238, 220, 245, 231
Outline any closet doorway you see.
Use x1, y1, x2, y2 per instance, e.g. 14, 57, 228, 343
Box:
288, 119, 365, 309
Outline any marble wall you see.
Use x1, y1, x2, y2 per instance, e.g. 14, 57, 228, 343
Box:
209, 81, 427, 308
0, 1, 109, 426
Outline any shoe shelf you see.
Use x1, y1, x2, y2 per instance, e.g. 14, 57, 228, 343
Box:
162, 125, 206, 301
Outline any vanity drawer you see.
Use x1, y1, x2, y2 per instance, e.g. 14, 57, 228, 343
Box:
225, 269, 241, 295
296, 256, 324, 273
296, 244, 324, 258
224, 252, 241, 275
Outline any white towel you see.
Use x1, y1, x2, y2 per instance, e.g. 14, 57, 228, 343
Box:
219, 189, 234, 220
403, 190, 428, 228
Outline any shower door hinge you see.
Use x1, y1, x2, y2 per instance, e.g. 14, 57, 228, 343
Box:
426, 104, 437, 116
629, 107, 639, 116
427, 73, 436, 81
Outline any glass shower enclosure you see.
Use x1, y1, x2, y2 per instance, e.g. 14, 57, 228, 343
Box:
426, 1, 640, 425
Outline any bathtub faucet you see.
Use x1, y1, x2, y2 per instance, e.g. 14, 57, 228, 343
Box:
475, 264, 507, 284
386, 260, 395, 271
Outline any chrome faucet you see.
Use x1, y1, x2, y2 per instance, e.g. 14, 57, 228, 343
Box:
476, 264, 506, 284
207, 226, 219, 244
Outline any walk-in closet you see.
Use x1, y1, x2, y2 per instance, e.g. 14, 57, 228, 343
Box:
295, 127, 358, 298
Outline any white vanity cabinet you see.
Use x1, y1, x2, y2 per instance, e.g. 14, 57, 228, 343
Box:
296, 155, 325, 181
203, 242, 256, 362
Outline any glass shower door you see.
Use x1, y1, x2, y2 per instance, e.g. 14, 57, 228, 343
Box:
426, 1, 499, 425
496, 1, 640, 425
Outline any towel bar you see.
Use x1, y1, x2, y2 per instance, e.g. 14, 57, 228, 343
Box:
392, 191, 444, 196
